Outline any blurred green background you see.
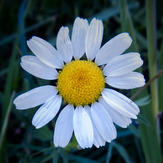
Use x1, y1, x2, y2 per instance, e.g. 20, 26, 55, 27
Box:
0, 0, 163, 162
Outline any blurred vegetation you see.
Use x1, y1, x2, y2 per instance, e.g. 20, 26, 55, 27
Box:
0, 0, 163, 162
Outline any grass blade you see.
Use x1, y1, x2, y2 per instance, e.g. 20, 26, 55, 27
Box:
112, 141, 131, 163
138, 0, 162, 162
0, 92, 15, 162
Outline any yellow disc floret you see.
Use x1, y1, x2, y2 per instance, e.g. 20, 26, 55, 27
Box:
57, 60, 105, 106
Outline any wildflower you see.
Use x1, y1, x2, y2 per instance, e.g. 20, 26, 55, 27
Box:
14, 17, 145, 148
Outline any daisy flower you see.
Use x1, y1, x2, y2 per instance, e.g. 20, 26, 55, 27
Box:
14, 17, 145, 149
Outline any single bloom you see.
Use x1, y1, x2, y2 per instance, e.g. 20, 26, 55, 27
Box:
14, 17, 145, 149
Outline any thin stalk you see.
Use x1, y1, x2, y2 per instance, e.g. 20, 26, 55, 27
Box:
119, 0, 162, 162
139, 0, 162, 162
119, 0, 138, 51
146, 0, 158, 120
131, 69, 163, 100
0, 92, 15, 162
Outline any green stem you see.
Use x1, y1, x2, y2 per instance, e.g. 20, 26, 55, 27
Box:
0, 92, 15, 162
139, 0, 162, 162
119, 0, 162, 162
130, 69, 163, 100
119, 0, 138, 51
146, 0, 158, 119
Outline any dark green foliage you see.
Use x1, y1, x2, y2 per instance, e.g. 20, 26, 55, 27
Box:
0, 0, 162, 162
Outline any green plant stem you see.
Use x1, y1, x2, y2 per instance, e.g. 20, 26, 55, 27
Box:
146, 0, 158, 120
119, 0, 138, 51
131, 69, 163, 100
158, 41, 163, 111
0, 92, 15, 162
119, 0, 162, 162
139, 0, 162, 162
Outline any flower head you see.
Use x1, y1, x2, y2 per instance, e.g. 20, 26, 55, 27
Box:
14, 17, 145, 149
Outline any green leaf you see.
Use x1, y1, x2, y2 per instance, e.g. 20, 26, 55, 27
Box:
64, 135, 78, 151
128, 124, 140, 137
68, 154, 100, 163
119, 0, 138, 51
112, 141, 131, 163
135, 95, 151, 106
158, 41, 163, 111
106, 143, 113, 163
137, 114, 150, 126
33, 126, 53, 141
89, 2, 139, 21
0, 92, 15, 162
53, 149, 59, 163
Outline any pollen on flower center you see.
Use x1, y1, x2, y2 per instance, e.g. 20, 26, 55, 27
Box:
57, 60, 105, 106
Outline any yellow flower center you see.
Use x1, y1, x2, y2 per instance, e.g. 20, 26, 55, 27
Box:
57, 60, 105, 106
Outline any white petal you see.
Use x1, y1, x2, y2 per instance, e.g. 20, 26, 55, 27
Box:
85, 106, 105, 148
27, 36, 64, 68
21, 55, 58, 80
93, 126, 106, 148
91, 102, 117, 143
85, 18, 103, 60
14, 86, 57, 110
99, 98, 131, 128
32, 95, 62, 129
71, 17, 89, 59
54, 105, 74, 147
102, 89, 139, 119
106, 72, 145, 89
56, 27, 73, 63
95, 33, 132, 65
73, 106, 93, 149
103, 52, 143, 76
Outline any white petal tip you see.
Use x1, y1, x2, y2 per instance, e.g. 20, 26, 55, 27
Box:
35, 126, 40, 129
26, 40, 30, 45
120, 32, 132, 44
32, 121, 42, 129
13, 98, 25, 110
125, 34, 132, 43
